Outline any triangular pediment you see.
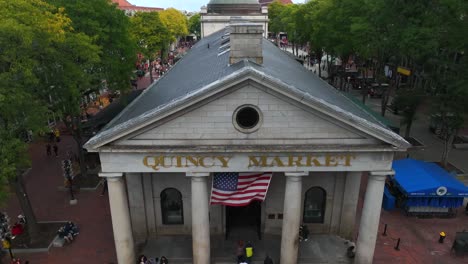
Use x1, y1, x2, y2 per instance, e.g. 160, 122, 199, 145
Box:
114, 82, 382, 147
85, 69, 409, 151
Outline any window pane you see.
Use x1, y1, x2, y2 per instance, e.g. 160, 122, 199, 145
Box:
161, 188, 184, 225
303, 187, 326, 223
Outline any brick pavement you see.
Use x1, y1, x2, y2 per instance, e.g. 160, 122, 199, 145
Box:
1, 136, 116, 264
355, 175, 468, 264
1, 54, 468, 263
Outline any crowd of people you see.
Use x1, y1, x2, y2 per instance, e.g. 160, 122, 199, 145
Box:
45, 128, 61, 158
57, 221, 79, 243
236, 240, 274, 264
137, 255, 168, 264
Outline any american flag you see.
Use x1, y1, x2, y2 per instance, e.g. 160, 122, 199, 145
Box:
210, 172, 272, 206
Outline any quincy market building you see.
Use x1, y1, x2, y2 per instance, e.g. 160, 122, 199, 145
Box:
85, 19, 409, 264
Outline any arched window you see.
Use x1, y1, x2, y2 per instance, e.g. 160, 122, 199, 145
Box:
303, 187, 326, 223
161, 188, 184, 225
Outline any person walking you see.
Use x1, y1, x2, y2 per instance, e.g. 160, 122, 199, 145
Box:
238, 256, 248, 264
245, 241, 254, 264
236, 240, 245, 263
264, 255, 274, 264
46, 143, 51, 156
100, 178, 108, 196
53, 144, 58, 157
54, 128, 60, 142
160, 256, 168, 264
137, 255, 148, 264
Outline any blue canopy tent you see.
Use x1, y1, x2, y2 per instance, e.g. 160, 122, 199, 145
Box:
391, 158, 468, 214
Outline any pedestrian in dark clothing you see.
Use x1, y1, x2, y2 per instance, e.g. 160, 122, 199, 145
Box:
100, 179, 108, 196
160, 256, 168, 264
245, 241, 254, 264
53, 144, 58, 157
238, 256, 247, 264
264, 255, 274, 264
236, 240, 245, 263
46, 144, 52, 156
48, 131, 55, 142
138, 254, 148, 264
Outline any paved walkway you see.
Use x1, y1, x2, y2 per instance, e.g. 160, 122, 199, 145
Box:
1, 48, 468, 264
141, 234, 350, 264
1, 136, 117, 263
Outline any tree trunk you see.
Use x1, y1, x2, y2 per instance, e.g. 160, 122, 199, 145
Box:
362, 86, 368, 104
381, 89, 389, 117
149, 62, 154, 84
404, 118, 413, 138
73, 117, 87, 179
11, 170, 40, 244
362, 67, 368, 104
65, 116, 87, 180
441, 130, 456, 168
318, 61, 322, 78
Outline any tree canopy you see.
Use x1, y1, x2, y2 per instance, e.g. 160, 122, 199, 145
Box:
46, 0, 136, 92
159, 8, 189, 41
0, 0, 99, 203
269, 0, 468, 165
130, 12, 171, 60
188, 13, 201, 38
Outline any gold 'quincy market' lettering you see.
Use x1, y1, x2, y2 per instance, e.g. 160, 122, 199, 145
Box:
247, 154, 355, 168
143, 156, 232, 171
143, 155, 356, 170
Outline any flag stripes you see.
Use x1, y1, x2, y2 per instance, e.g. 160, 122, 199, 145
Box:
210, 172, 272, 206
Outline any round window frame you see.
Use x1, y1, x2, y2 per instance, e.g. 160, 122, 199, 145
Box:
232, 104, 263, 133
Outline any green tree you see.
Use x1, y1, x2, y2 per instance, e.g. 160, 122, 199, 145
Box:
45, 0, 136, 178
188, 13, 201, 39
159, 8, 189, 42
392, 89, 424, 138
130, 12, 171, 83
0, 0, 98, 243
47, 0, 136, 91
268, 1, 288, 35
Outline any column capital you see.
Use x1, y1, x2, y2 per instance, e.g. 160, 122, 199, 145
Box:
284, 171, 308, 177
186, 172, 210, 177
370, 170, 394, 176
99, 172, 123, 178
369, 170, 394, 181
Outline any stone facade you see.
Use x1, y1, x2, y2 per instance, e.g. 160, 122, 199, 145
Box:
201, 5, 268, 38
88, 13, 408, 261
125, 171, 362, 244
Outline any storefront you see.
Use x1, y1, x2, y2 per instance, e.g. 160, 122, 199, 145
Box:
85, 20, 409, 264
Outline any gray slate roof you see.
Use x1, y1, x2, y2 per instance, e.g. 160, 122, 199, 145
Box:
88, 28, 409, 149
106, 29, 385, 130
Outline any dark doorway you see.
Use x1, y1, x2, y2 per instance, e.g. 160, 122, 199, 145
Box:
225, 200, 262, 240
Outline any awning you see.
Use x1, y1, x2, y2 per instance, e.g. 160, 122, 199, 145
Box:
392, 158, 468, 197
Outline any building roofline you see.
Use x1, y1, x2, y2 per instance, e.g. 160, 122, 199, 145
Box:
84, 62, 410, 151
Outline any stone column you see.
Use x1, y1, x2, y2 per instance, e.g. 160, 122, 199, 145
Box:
355, 171, 392, 264
187, 172, 210, 264
280, 172, 307, 264
126, 173, 147, 244
99, 172, 135, 264
339, 172, 362, 240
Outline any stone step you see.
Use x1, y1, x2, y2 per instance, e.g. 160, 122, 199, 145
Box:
163, 258, 349, 264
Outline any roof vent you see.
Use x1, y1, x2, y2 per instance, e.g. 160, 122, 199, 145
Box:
229, 23, 263, 65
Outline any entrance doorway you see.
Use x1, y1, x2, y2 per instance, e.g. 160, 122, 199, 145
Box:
225, 200, 262, 240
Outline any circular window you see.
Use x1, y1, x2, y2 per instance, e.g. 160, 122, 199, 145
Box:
233, 105, 262, 133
